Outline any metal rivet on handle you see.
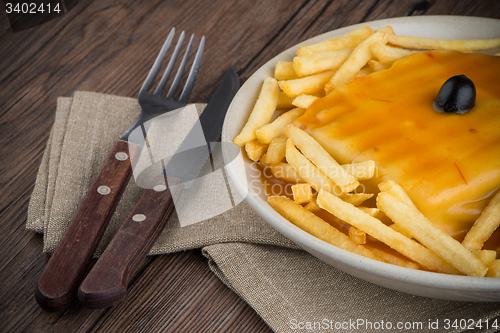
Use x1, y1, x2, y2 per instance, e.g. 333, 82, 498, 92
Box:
153, 185, 167, 192
115, 152, 128, 161
133, 214, 146, 222
97, 185, 111, 195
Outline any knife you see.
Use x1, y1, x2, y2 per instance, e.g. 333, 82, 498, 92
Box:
35, 30, 204, 312
77, 67, 240, 309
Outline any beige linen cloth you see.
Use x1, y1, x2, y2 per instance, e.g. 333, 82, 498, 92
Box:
27, 91, 500, 332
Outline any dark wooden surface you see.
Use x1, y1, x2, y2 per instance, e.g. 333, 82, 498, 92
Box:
1, 0, 499, 332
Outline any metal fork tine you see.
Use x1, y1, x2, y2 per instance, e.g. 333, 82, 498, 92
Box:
139, 28, 176, 96
121, 28, 204, 141
178, 36, 205, 104
154, 31, 186, 95
166, 33, 195, 99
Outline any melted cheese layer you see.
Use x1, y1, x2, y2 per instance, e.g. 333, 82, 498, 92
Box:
295, 51, 500, 238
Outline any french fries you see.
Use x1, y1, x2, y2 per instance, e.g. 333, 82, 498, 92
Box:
268, 196, 381, 261
292, 95, 319, 109
462, 190, 500, 252
304, 196, 320, 212
341, 193, 373, 206
377, 181, 417, 240
258, 153, 270, 168
285, 138, 342, 194
274, 61, 299, 80
234, 77, 279, 147
318, 190, 460, 274
349, 226, 366, 245
368, 59, 387, 71
371, 42, 417, 66
375, 25, 395, 35
297, 25, 373, 55
244, 140, 268, 162
265, 135, 287, 165
357, 207, 391, 224
474, 250, 497, 265
378, 180, 417, 210
389, 223, 413, 239
341, 161, 376, 180
269, 162, 302, 183
377, 192, 487, 277
291, 183, 313, 204
234, 24, 500, 277
255, 108, 305, 144
279, 71, 334, 98
277, 92, 295, 109
387, 34, 500, 52
284, 124, 359, 193
324, 31, 386, 94
293, 49, 352, 77
486, 260, 500, 277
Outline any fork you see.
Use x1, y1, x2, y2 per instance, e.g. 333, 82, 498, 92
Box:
35, 28, 205, 312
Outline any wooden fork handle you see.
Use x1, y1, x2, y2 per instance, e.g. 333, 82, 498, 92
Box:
35, 139, 141, 312
78, 176, 183, 309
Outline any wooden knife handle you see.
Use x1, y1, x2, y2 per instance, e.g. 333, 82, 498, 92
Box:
35, 139, 141, 312
78, 176, 183, 309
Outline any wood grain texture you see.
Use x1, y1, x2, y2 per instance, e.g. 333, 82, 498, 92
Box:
1, 0, 499, 331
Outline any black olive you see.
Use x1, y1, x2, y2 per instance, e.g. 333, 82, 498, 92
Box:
433, 74, 476, 114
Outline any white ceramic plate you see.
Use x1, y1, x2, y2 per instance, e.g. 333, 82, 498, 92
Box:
222, 16, 500, 302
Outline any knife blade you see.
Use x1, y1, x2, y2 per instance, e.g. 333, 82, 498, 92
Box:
164, 69, 239, 184
77, 67, 240, 309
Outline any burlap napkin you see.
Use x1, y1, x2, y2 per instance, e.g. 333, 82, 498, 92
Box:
27, 91, 500, 333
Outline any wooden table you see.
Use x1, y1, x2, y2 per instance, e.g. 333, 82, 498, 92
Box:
1, 1, 499, 332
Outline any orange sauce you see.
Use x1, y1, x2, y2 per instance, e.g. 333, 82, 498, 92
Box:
292, 50, 500, 239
